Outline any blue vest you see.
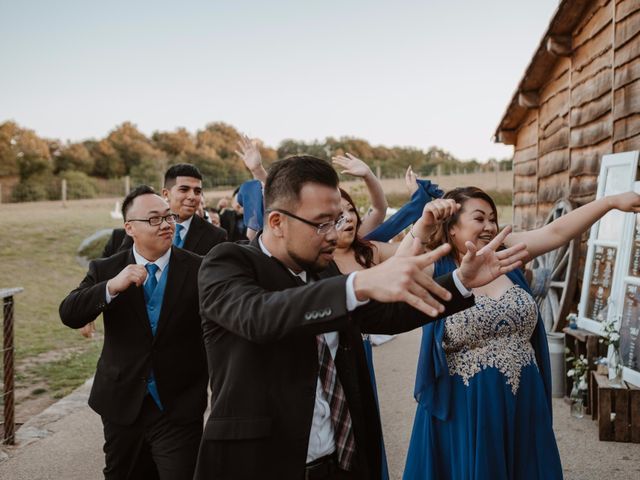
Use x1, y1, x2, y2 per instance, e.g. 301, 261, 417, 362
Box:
145, 264, 170, 410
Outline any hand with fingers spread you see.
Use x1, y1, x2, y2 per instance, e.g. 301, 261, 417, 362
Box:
106, 264, 148, 297
236, 134, 267, 182
405, 166, 419, 196
332, 153, 373, 178
353, 243, 455, 317
455, 225, 528, 289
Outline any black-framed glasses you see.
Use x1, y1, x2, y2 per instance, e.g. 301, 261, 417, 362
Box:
127, 213, 179, 226
267, 209, 346, 235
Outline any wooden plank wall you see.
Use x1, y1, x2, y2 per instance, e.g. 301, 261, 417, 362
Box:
537, 57, 571, 223
613, 0, 640, 153
569, 0, 614, 208
513, 111, 538, 231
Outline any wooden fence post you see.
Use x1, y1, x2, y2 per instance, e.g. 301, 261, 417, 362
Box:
61, 178, 67, 207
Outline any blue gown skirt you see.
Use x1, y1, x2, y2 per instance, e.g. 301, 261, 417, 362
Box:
363, 336, 389, 480
403, 364, 563, 480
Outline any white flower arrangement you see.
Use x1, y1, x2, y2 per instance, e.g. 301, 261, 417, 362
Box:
600, 317, 620, 349
566, 353, 589, 391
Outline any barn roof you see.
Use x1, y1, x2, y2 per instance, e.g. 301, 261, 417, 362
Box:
493, 0, 593, 144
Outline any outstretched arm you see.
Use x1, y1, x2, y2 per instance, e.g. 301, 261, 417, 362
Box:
505, 192, 640, 262
332, 153, 388, 236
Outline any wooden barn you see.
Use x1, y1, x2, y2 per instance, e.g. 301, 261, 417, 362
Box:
495, 0, 640, 228
493, 0, 640, 332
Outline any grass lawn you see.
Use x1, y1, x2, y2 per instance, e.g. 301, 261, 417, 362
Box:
0, 198, 122, 402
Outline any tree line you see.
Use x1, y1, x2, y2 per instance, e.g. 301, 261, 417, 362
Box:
0, 120, 512, 202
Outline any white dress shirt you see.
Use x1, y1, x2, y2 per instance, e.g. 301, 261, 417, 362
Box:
105, 246, 171, 302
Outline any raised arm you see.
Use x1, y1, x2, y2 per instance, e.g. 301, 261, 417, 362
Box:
394, 198, 460, 257
332, 153, 388, 236
236, 134, 268, 183
505, 191, 640, 262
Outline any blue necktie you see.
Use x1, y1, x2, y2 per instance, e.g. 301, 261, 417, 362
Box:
173, 224, 184, 248
143, 262, 163, 410
144, 263, 159, 302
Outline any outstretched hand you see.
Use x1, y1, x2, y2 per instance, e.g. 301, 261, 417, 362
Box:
608, 191, 640, 213
354, 243, 454, 317
405, 166, 419, 195
235, 135, 263, 172
332, 153, 372, 178
456, 226, 528, 289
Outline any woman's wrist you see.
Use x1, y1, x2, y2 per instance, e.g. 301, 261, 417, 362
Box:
409, 224, 429, 246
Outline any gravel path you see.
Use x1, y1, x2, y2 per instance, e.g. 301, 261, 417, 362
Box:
1, 329, 639, 479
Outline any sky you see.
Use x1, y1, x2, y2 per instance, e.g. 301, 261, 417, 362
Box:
0, 0, 560, 161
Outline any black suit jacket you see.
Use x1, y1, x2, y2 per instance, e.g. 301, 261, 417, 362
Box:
219, 209, 248, 242
193, 238, 474, 480
102, 214, 227, 258
59, 247, 208, 426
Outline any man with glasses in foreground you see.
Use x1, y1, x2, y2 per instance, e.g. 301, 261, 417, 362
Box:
60, 185, 208, 479
194, 156, 528, 479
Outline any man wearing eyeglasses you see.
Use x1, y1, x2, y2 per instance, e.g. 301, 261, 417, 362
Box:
60, 185, 208, 479
101, 163, 227, 258
194, 156, 527, 479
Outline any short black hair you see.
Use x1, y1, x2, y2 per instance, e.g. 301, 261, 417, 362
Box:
122, 185, 157, 220
264, 155, 339, 210
164, 163, 203, 188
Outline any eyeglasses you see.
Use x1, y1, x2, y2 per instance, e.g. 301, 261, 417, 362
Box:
127, 213, 179, 226
267, 209, 346, 235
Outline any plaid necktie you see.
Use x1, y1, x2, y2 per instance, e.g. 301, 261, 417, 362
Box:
289, 268, 356, 470
317, 334, 356, 471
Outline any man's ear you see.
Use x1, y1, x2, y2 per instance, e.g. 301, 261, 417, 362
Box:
267, 211, 285, 238
161, 187, 170, 200
124, 222, 135, 238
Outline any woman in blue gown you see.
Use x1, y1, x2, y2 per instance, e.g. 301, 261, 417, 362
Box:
403, 186, 640, 480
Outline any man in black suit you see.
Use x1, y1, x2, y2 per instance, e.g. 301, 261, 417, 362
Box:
219, 186, 249, 242
194, 156, 527, 479
102, 163, 227, 258
60, 185, 208, 479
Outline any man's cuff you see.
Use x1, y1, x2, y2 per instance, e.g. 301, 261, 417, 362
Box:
105, 283, 119, 304
452, 270, 473, 298
346, 272, 369, 311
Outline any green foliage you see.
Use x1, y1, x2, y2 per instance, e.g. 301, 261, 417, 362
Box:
0, 120, 514, 201
130, 157, 165, 188
0, 121, 20, 176
55, 142, 94, 174
60, 171, 99, 199
11, 174, 58, 202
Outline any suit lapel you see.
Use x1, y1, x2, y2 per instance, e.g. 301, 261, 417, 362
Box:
154, 247, 188, 341
182, 215, 203, 252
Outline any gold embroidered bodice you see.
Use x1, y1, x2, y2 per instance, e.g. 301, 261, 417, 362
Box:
442, 285, 538, 394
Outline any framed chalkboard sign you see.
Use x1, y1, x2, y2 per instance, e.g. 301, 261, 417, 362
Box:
578, 151, 640, 385
578, 152, 639, 333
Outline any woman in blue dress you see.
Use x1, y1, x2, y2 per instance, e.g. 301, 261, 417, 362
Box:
403, 186, 640, 480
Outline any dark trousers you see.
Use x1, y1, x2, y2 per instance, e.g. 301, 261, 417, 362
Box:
102, 395, 202, 480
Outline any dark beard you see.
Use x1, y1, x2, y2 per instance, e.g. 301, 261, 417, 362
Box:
289, 250, 332, 274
